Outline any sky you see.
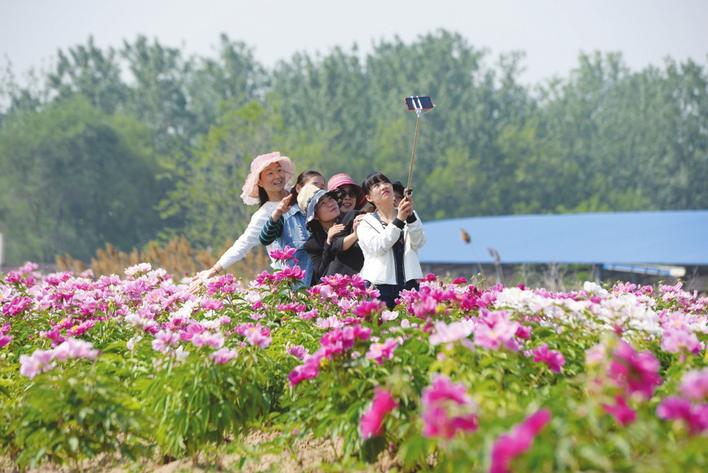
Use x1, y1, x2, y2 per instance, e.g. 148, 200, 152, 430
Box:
1, 0, 707, 84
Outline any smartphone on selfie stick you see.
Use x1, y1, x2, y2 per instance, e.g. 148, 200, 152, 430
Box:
404, 96, 434, 197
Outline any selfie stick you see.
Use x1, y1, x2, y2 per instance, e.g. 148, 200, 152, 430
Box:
405, 96, 433, 195
406, 111, 421, 193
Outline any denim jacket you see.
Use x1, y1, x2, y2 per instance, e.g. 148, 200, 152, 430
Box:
260, 206, 313, 286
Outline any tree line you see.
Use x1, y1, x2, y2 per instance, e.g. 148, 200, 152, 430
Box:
0, 30, 706, 265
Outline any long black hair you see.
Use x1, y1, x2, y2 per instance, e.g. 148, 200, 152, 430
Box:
290, 170, 324, 201
258, 186, 270, 207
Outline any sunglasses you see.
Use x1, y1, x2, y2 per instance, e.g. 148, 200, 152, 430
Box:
335, 186, 360, 199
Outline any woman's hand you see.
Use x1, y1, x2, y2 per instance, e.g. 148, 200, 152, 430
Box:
188, 267, 219, 294
271, 194, 293, 221
352, 214, 365, 233
396, 196, 413, 221
326, 223, 345, 244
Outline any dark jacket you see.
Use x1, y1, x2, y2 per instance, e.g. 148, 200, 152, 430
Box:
303, 210, 364, 285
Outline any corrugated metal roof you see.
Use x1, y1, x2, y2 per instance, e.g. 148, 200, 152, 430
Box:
418, 210, 708, 265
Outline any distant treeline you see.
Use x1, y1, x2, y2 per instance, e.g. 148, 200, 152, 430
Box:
0, 30, 706, 265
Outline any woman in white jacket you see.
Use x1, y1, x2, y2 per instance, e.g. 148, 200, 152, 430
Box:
356, 172, 426, 309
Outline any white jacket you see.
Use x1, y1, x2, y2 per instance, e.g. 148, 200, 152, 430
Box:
357, 211, 426, 285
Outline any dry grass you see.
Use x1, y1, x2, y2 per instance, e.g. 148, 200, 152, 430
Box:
56, 236, 270, 282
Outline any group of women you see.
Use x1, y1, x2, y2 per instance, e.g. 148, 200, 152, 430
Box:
192, 151, 426, 309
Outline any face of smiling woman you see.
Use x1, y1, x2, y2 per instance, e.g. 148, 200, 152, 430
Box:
258, 162, 286, 194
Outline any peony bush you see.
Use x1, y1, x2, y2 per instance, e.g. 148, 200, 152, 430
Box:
0, 255, 706, 471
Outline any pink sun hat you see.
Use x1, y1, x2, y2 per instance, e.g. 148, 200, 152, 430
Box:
240, 152, 295, 205
327, 173, 360, 192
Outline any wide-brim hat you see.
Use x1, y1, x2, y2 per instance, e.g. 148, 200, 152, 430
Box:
327, 173, 361, 193
298, 183, 337, 224
240, 152, 295, 205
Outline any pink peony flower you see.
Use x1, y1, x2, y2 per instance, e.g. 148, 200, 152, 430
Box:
531, 344, 565, 373
200, 298, 224, 311
474, 311, 519, 351
360, 388, 398, 439
269, 246, 298, 261
429, 320, 474, 346
210, 347, 238, 364
19, 338, 99, 379
657, 396, 708, 435
191, 331, 225, 349
2, 296, 33, 317
288, 352, 324, 386
421, 375, 479, 440
366, 338, 399, 364
20, 349, 54, 379
608, 341, 662, 399
352, 300, 387, 319
287, 344, 308, 360
679, 368, 708, 402
245, 324, 271, 349
152, 330, 180, 353
52, 338, 99, 361
602, 395, 636, 426
490, 409, 552, 473
661, 327, 702, 354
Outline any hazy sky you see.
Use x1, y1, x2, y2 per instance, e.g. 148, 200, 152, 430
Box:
1, 0, 707, 83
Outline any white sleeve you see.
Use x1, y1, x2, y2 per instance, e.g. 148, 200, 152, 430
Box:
356, 215, 403, 256
407, 211, 426, 251
216, 207, 270, 269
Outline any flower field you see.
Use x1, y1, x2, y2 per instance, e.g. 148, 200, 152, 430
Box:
1, 256, 706, 472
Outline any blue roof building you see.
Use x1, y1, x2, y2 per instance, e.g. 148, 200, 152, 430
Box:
419, 210, 708, 266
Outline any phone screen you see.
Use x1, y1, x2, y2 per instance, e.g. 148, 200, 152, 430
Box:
405, 96, 434, 111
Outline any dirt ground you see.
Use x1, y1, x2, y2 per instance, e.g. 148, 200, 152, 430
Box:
2, 431, 400, 473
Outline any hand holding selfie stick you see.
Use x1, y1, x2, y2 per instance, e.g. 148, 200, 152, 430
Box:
404, 96, 434, 196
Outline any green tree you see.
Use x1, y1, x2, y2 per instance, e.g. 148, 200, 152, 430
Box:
0, 97, 164, 264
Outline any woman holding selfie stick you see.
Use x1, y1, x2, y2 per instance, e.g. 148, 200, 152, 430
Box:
356, 172, 425, 309
189, 152, 312, 290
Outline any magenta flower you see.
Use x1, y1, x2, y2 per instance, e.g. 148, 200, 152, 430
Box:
275, 265, 305, 282
360, 388, 398, 439
2, 296, 33, 317
421, 375, 479, 439
207, 273, 238, 295
490, 409, 551, 473
532, 344, 565, 373
657, 396, 707, 435
608, 341, 662, 399
277, 302, 307, 313
269, 246, 298, 261
0, 334, 11, 348
352, 300, 387, 319
602, 395, 636, 426
288, 352, 324, 386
